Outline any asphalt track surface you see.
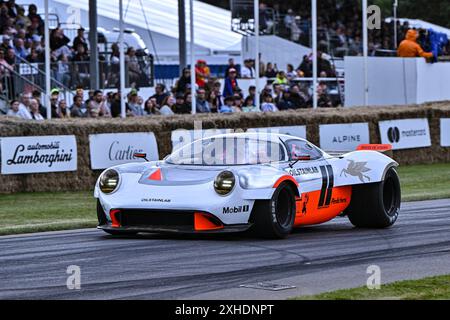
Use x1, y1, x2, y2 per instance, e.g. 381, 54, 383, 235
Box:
1, 199, 450, 300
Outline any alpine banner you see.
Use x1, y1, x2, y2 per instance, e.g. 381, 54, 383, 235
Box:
319, 123, 370, 151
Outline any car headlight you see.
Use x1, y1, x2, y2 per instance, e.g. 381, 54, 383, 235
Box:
99, 169, 120, 194
214, 171, 235, 196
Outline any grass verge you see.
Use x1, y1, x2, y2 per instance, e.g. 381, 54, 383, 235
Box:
398, 162, 450, 201
293, 274, 450, 300
0, 162, 448, 235
0, 191, 96, 236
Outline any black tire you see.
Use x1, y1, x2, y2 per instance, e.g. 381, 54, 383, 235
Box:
346, 167, 401, 228
251, 182, 296, 239
96, 200, 108, 225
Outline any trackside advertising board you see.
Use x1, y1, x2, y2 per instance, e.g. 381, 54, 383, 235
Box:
441, 118, 450, 147
319, 123, 370, 151
379, 118, 431, 150
0, 135, 77, 174
89, 132, 158, 169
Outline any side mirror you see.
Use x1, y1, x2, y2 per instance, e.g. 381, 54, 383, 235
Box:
133, 153, 149, 161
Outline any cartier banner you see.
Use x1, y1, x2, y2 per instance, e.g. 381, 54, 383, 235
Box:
89, 132, 158, 169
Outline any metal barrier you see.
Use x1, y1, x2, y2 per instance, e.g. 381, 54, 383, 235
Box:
13, 56, 153, 92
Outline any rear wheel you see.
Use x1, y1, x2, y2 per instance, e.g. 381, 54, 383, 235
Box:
251, 182, 296, 239
346, 167, 401, 228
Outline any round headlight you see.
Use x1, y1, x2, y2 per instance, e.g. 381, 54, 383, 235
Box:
99, 169, 120, 194
214, 171, 235, 196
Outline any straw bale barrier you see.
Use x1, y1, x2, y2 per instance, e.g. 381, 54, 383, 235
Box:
0, 102, 449, 193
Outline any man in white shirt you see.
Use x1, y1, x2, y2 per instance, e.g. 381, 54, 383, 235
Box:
18, 93, 33, 119
29, 99, 44, 120
241, 59, 256, 79
7, 98, 32, 119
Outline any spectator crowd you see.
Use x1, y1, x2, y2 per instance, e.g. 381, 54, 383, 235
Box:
2, 0, 446, 120
5, 53, 339, 121
0, 0, 151, 103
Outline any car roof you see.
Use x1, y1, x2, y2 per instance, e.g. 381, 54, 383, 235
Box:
204, 132, 308, 143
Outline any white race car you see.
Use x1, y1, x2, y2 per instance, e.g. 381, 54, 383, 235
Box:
95, 132, 401, 239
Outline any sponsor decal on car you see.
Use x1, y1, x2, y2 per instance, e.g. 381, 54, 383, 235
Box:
318, 165, 334, 208
287, 166, 319, 176
341, 160, 371, 183
223, 205, 249, 214
141, 198, 171, 203
330, 197, 348, 205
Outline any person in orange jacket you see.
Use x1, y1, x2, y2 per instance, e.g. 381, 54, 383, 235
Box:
195, 59, 210, 88
397, 29, 433, 59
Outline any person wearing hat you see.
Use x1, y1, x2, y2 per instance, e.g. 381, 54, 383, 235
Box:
195, 59, 210, 88
73, 27, 88, 52
223, 68, 239, 98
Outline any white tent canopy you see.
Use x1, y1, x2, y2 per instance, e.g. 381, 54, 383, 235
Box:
386, 17, 450, 39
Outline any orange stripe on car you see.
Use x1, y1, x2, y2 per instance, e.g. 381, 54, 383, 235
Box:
294, 185, 352, 226
273, 175, 299, 188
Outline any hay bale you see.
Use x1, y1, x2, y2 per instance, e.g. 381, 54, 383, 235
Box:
1, 102, 449, 193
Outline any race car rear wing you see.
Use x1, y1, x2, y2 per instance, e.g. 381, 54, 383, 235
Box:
356, 144, 393, 152
326, 144, 393, 157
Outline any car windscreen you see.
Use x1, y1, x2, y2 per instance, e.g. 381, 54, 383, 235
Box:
166, 137, 285, 166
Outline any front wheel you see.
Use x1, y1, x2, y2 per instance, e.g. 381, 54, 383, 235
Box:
250, 182, 296, 239
346, 167, 401, 228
